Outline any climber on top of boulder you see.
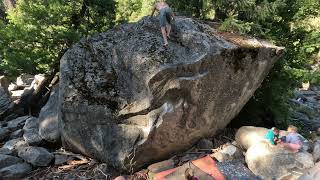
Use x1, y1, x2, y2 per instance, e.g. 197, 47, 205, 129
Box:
151, 0, 175, 47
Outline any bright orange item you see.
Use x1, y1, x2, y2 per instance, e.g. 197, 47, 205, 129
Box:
154, 155, 226, 180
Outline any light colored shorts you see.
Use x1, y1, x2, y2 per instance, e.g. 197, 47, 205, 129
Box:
159, 7, 172, 27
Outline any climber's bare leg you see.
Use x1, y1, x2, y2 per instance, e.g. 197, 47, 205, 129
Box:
161, 26, 168, 46
166, 24, 171, 39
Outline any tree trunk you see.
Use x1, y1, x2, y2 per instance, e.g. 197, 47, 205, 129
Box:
3, 0, 16, 10
71, 0, 89, 30
0, 8, 5, 21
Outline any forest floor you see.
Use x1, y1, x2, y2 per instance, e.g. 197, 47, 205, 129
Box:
24, 129, 236, 180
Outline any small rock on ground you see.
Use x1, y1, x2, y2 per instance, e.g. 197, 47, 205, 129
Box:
54, 154, 75, 166
18, 146, 53, 167
3, 138, 28, 150
0, 148, 13, 155
0, 162, 32, 178
313, 140, 320, 162
9, 129, 23, 139
23, 128, 42, 146
0, 154, 23, 169
196, 138, 214, 149
7, 116, 30, 130
23, 117, 39, 131
0, 127, 10, 141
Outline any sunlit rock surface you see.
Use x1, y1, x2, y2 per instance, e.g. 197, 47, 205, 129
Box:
59, 16, 284, 171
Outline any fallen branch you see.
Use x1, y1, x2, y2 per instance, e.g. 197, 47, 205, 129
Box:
96, 168, 110, 180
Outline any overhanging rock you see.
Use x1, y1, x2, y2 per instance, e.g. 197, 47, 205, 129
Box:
59, 16, 284, 171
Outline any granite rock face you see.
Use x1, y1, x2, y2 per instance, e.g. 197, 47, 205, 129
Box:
0, 87, 13, 116
59, 16, 284, 171
246, 141, 308, 179
39, 85, 60, 142
235, 126, 310, 151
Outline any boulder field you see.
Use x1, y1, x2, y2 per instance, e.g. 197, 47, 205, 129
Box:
59, 16, 284, 171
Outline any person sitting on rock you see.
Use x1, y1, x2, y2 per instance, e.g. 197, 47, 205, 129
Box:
265, 127, 280, 145
151, 0, 175, 46
280, 125, 302, 153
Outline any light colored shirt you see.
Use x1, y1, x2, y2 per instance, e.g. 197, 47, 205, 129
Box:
286, 132, 302, 145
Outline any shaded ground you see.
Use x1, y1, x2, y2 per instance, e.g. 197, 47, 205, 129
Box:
25, 129, 237, 180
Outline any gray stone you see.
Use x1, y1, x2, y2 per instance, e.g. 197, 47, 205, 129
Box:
196, 139, 213, 149
23, 117, 39, 131
7, 116, 30, 130
294, 152, 314, 169
212, 143, 243, 162
313, 140, 320, 162
0, 121, 7, 127
245, 141, 308, 179
9, 129, 23, 139
0, 148, 13, 155
39, 85, 60, 142
298, 162, 320, 180
0, 127, 10, 141
10, 89, 27, 101
3, 138, 28, 150
23, 128, 42, 146
60, 16, 284, 171
54, 154, 74, 165
12, 88, 34, 102
16, 73, 34, 86
0, 87, 13, 116
18, 146, 53, 167
8, 83, 18, 91
3, 113, 19, 122
0, 154, 23, 169
0, 162, 32, 178
298, 135, 312, 152
30, 74, 46, 91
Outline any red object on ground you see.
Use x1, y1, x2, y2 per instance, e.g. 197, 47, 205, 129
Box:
154, 155, 225, 180
192, 155, 225, 180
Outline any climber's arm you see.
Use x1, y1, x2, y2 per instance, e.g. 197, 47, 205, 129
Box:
151, 6, 156, 16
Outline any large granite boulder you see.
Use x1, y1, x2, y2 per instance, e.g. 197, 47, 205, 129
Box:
245, 141, 311, 179
236, 126, 310, 151
59, 16, 284, 171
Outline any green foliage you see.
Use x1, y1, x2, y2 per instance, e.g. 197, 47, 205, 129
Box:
0, 0, 319, 129
115, 0, 157, 23
219, 17, 253, 34
218, 0, 320, 127
0, 0, 116, 77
